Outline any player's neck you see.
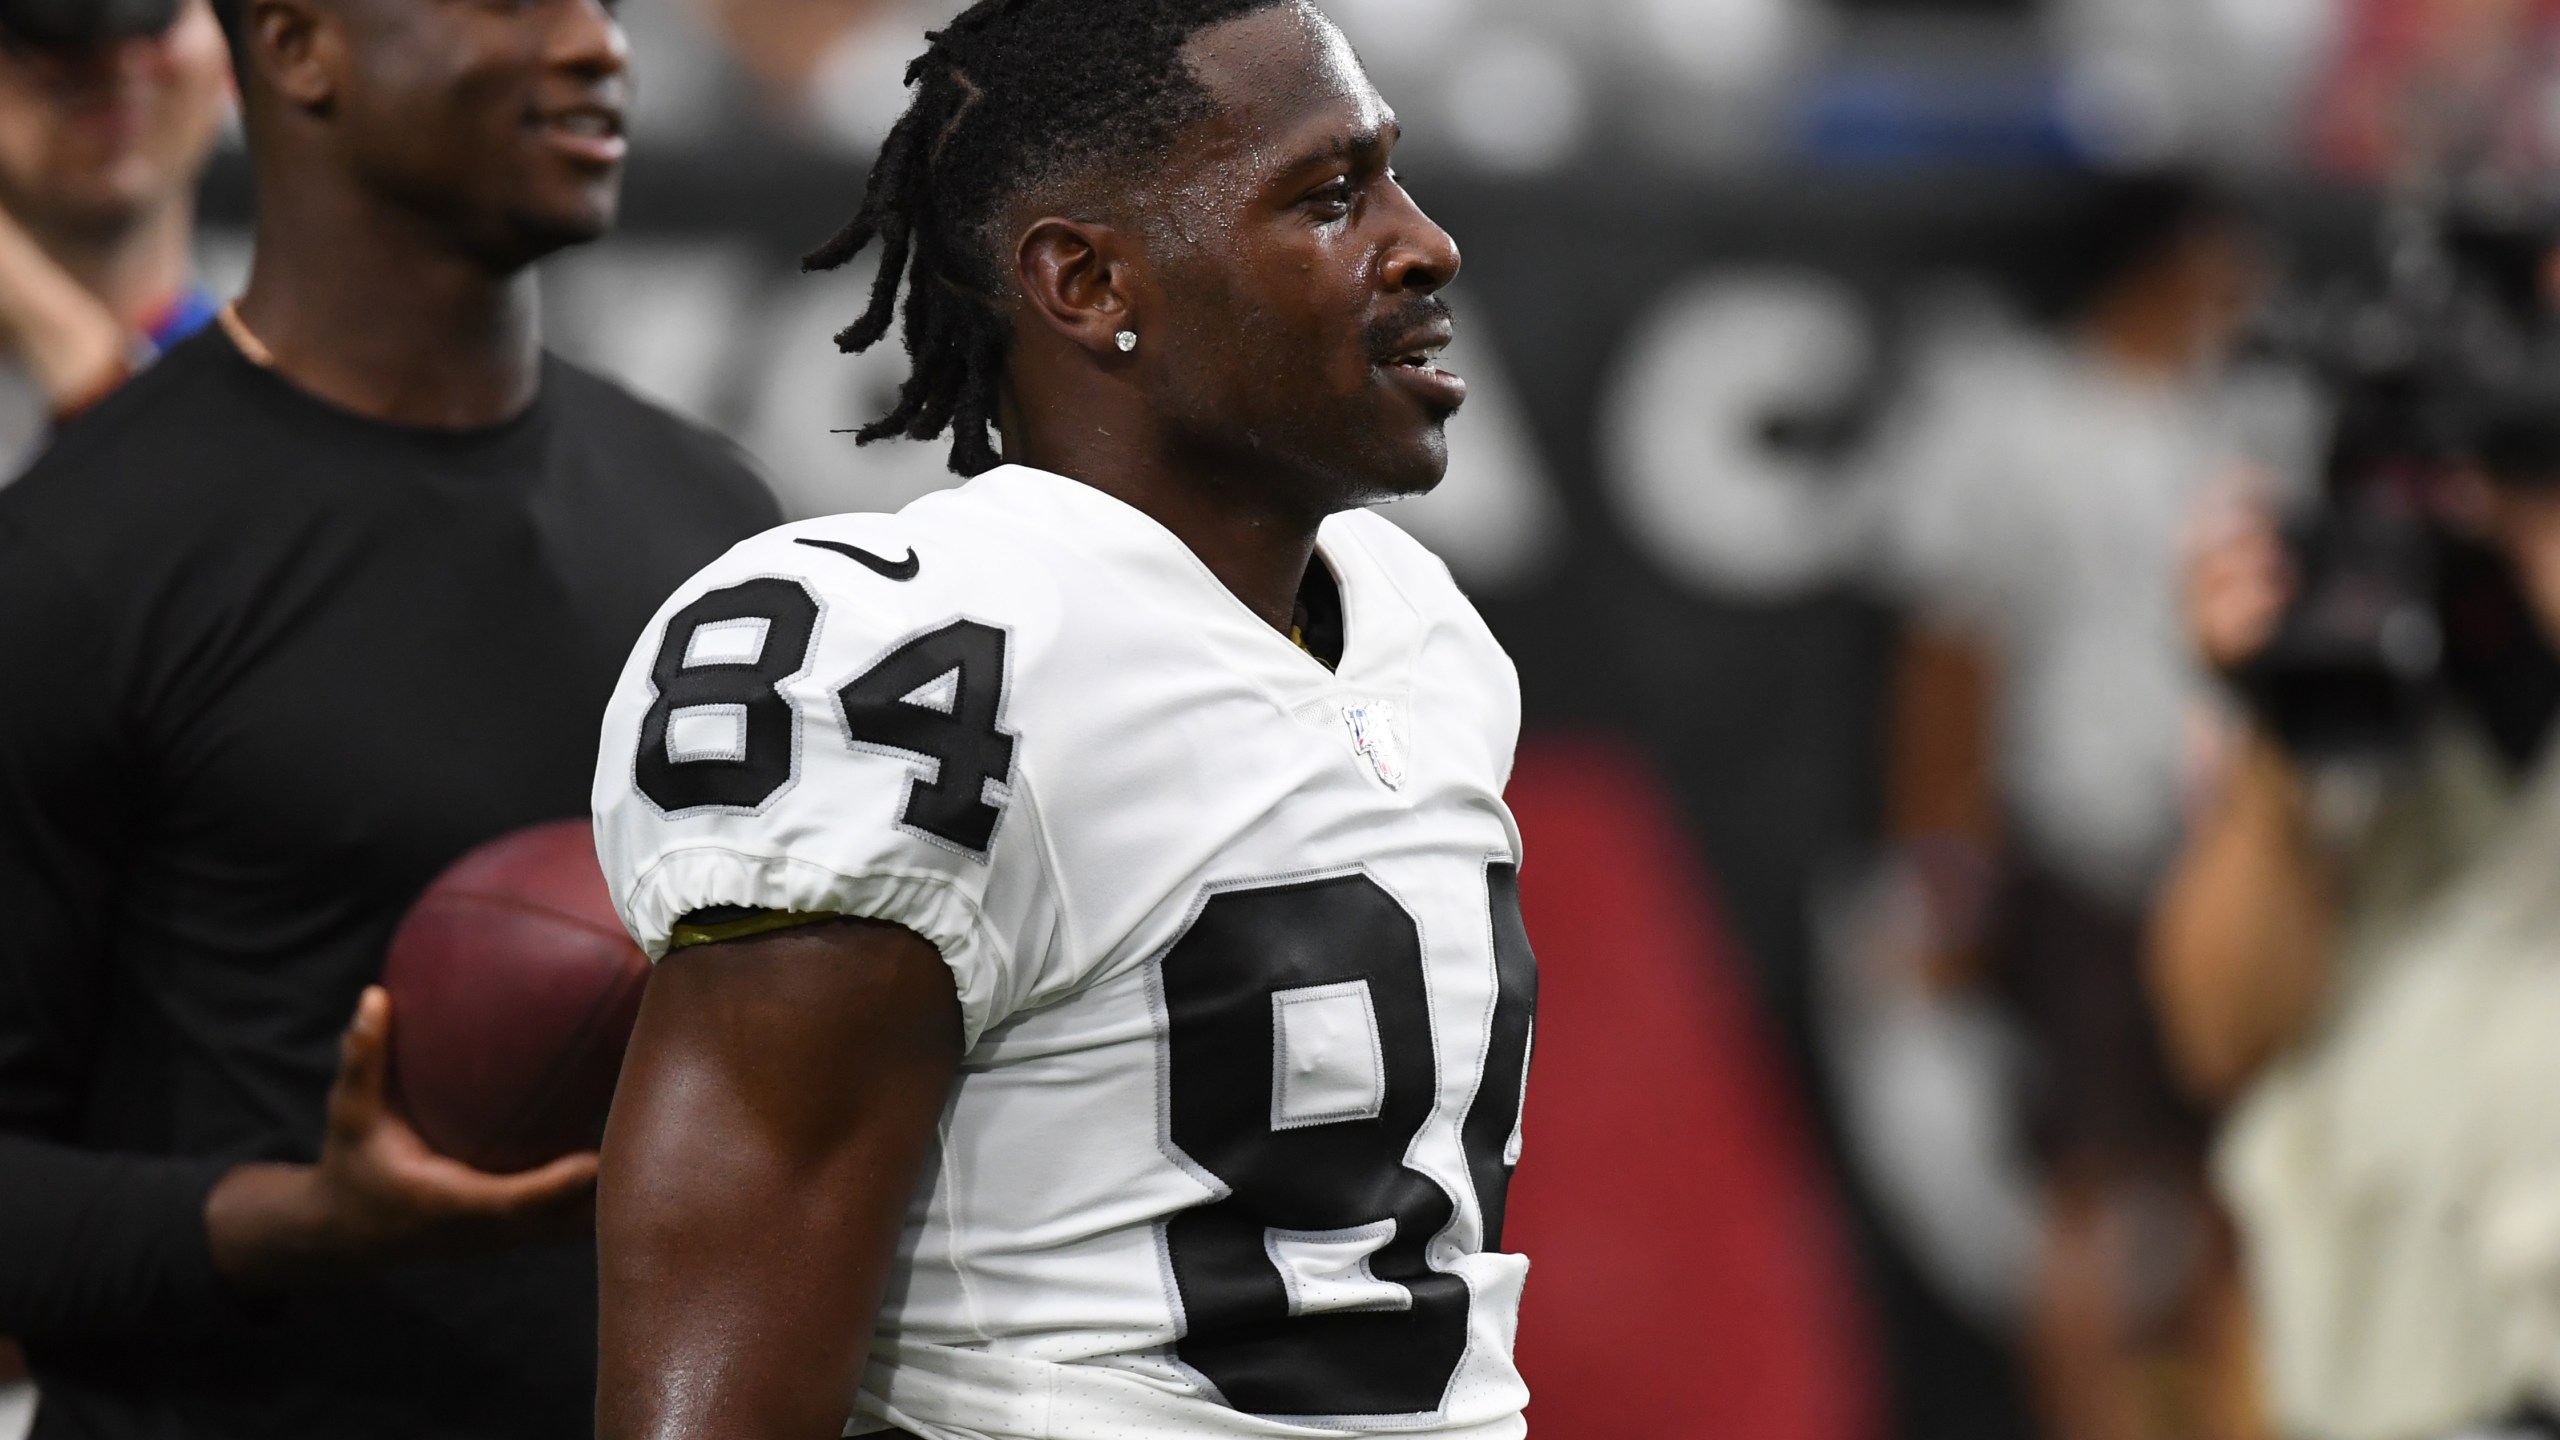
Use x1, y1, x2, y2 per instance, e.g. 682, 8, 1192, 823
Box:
1115, 460, 1325, 636
1014, 421, 1323, 635
232, 182, 542, 431
32, 193, 194, 335
2081, 281, 2209, 387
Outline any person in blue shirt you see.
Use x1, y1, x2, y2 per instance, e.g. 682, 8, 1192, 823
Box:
0, 0, 231, 475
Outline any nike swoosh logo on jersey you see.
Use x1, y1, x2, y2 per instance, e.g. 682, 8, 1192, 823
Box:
795, 537, 921, 581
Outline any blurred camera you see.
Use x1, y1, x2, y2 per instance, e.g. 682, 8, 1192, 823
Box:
2238, 201, 2560, 764
0, 0, 180, 49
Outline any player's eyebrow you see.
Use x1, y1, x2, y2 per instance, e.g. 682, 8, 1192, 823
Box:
1280, 118, 1401, 176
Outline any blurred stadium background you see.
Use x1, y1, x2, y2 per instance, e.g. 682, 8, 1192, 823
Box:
53, 0, 2537, 1436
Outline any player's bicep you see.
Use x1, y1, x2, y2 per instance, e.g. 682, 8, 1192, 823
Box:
604, 916, 961, 1192
596, 918, 961, 1440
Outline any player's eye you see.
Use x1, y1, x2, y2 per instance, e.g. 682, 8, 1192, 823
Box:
1306, 177, 1355, 219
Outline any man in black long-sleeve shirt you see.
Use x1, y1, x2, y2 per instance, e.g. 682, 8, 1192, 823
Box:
0, 0, 781, 1433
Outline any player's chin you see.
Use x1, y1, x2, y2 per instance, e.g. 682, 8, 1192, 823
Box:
1354, 426, 1452, 504
502, 186, 620, 259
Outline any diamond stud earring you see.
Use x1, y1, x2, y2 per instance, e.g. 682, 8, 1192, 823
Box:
1115, 330, 1139, 354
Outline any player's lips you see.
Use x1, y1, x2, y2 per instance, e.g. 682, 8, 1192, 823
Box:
1375, 318, 1467, 412
532, 100, 626, 166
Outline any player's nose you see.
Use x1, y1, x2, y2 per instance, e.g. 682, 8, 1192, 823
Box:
549, 0, 629, 79
1380, 195, 1462, 297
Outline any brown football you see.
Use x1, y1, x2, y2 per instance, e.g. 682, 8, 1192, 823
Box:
382, 820, 650, 1175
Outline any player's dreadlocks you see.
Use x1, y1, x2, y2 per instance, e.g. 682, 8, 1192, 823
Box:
809, 0, 1284, 476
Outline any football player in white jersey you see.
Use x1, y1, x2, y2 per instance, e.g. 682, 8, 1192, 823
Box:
589, 3, 1536, 1438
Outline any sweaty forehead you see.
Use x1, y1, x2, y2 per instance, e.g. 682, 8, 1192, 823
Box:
1178, 4, 1390, 169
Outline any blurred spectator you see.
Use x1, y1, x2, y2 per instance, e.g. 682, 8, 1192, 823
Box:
0, 0, 229, 480
0, 0, 778, 1433
1869, 175, 2276, 1440
2156, 261, 2560, 1440
2309, 0, 2560, 181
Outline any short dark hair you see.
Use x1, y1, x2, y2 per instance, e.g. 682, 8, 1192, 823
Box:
806, 0, 1284, 477
2012, 171, 2245, 324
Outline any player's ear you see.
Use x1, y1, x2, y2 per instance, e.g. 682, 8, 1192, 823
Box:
1015, 218, 1139, 361
243, 0, 340, 113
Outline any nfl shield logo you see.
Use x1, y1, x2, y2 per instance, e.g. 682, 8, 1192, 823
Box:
1341, 700, 1409, 791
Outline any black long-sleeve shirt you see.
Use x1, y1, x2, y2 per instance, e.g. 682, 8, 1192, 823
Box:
0, 329, 780, 1438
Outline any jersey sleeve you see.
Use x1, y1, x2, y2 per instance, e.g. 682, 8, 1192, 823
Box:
591, 523, 1056, 1049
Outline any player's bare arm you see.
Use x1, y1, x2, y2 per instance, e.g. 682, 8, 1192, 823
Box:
598, 920, 962, 1440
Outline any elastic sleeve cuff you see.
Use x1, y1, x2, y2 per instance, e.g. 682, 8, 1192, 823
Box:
670, 909, 844, 950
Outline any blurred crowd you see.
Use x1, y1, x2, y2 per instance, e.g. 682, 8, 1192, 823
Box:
16, 1, 2560, 1439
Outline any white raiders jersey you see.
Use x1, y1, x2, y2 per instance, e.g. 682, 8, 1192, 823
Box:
591, 465, 1536, 1440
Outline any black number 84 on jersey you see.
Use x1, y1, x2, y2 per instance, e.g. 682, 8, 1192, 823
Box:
632, 578, 1015, 856
1161, 869, 1536, 1421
